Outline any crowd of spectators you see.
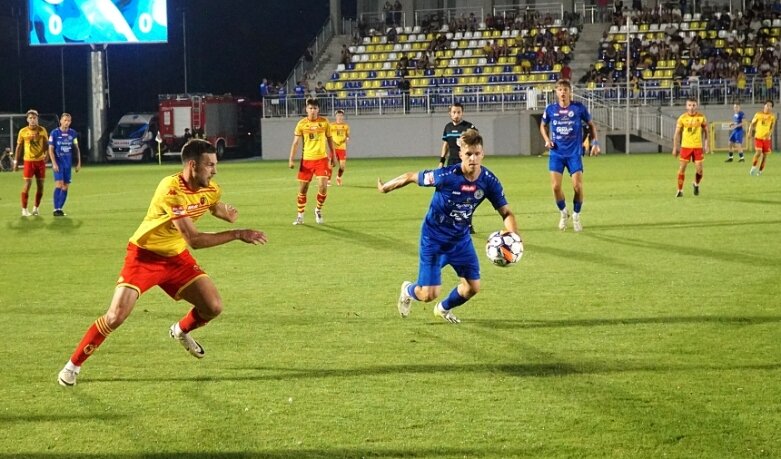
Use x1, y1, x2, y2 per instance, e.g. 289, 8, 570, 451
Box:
355, 9, 579, 80
585, 0, 781, 94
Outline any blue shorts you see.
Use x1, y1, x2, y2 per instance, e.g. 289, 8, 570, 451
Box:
53, 159, 72, 183
729, 129, 744, 144
417, 232, 480, 286
549, 153, 583, 175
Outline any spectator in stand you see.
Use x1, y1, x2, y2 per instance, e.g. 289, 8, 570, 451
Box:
482, 40, 497, 60
393, 0, 402, 26
560, 62, 572, 81
398, 75, 411, 114
397, 54, 409, 77
303, 47, 314, 73
383, 1, 393, 27
735, 70, 747, 101
315, 81, 327, 95
259, 78, 270, 100
416, 53, 431, 74
294, 81, 307, 115
340, 45, 352, 66
387, 26, 398, 44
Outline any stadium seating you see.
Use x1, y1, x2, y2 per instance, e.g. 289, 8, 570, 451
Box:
326, 24, 578, 105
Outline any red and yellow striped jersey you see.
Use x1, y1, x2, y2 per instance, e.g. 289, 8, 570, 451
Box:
331, 122, 350, 149
294, 117, 331, 160
676, 112, 708, 148
129, 173, 222, 257
751, 112, 776, 140
17, 126, 49, 161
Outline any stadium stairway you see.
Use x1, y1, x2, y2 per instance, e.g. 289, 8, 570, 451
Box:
569, 23, 604, 82
309, 35, 352, 89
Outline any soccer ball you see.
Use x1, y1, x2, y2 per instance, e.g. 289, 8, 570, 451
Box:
485, 231, 523, 267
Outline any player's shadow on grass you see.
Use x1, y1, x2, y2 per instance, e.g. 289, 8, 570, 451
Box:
530, 243, 635, 270
721, 196, 781, 206
96, 359, 781, 385
6, 217, 48, 232
46, 217, 84, 232
6, 217, 84, 233
307, 223, 418, 254
469, 314, 781, 330
583, 232, 776, 266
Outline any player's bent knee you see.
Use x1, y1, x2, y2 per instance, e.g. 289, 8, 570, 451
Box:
199, 299, 223, 319
417, 287, 440, 302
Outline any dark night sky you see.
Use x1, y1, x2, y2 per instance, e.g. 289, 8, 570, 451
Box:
0, 0, 355, 129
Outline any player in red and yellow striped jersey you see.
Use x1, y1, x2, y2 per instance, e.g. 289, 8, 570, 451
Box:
747, 100, 777, 176
288, 98, 336, 225
14, 109, 49, 216
672, 98, 709, 197
56, 140, 267, 387
330, 110, 350, 186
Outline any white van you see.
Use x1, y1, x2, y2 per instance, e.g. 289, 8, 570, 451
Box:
105, 113, 159, 161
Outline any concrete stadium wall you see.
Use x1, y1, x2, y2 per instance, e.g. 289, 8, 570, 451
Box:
261, 111, 543, 160
260, 104, 770, 159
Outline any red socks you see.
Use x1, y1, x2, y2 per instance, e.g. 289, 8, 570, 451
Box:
70, 316, 113, 366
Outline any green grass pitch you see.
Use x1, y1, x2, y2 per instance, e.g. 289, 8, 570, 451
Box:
1, 153, 780, 458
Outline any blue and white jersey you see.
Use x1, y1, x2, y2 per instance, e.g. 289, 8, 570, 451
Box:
417, 164, 508, 241
49, 128, 78, 162
733, 111, 745, 131
542, 101, 592, 157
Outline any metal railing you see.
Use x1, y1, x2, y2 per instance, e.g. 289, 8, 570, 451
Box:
283, 17, 334, 94
262, 77, 780, 119
493, 3, 565, 21
414, 7, 485, 28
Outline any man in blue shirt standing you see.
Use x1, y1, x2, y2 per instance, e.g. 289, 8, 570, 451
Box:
726, 103, 745, 162
377, 129, 519, 324
539, 79, 600, 232
47, 113, 81, 217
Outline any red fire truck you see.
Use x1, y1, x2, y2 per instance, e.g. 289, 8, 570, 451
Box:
158, 93, 241, 158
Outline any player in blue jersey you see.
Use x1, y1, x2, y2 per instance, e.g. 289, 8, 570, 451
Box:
539, 79, 600, 232
47, 113, 81, 217
726, 103, 746, 162
378, 129, 519, 324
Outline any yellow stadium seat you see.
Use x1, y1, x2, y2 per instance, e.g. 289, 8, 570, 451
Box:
337, 91, 347, 99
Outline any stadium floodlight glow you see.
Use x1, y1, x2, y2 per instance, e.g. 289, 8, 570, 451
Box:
28, 0, 168, 46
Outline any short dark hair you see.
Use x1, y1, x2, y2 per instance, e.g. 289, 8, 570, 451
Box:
451, 102, 464, 110
181, 139, 216, 164
766, 99, 775, 107
306, 98, 319, 107
460, 128, 483, 147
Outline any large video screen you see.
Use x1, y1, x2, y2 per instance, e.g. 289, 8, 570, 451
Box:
29, 0, 168, 45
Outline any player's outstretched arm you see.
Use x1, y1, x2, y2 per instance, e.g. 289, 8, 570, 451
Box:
377, 172, 417, 193
211, 201, 239, 223
173, 217, 267, 249
497, 205, 519, 236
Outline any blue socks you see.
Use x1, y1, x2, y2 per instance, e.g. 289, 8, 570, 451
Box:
53, 188, 62, 209
556, 199, 566, 211
441, 287, 468, 310
406, 283, 419, 301
573, 200, 582, 213
53, 188, 68, 210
